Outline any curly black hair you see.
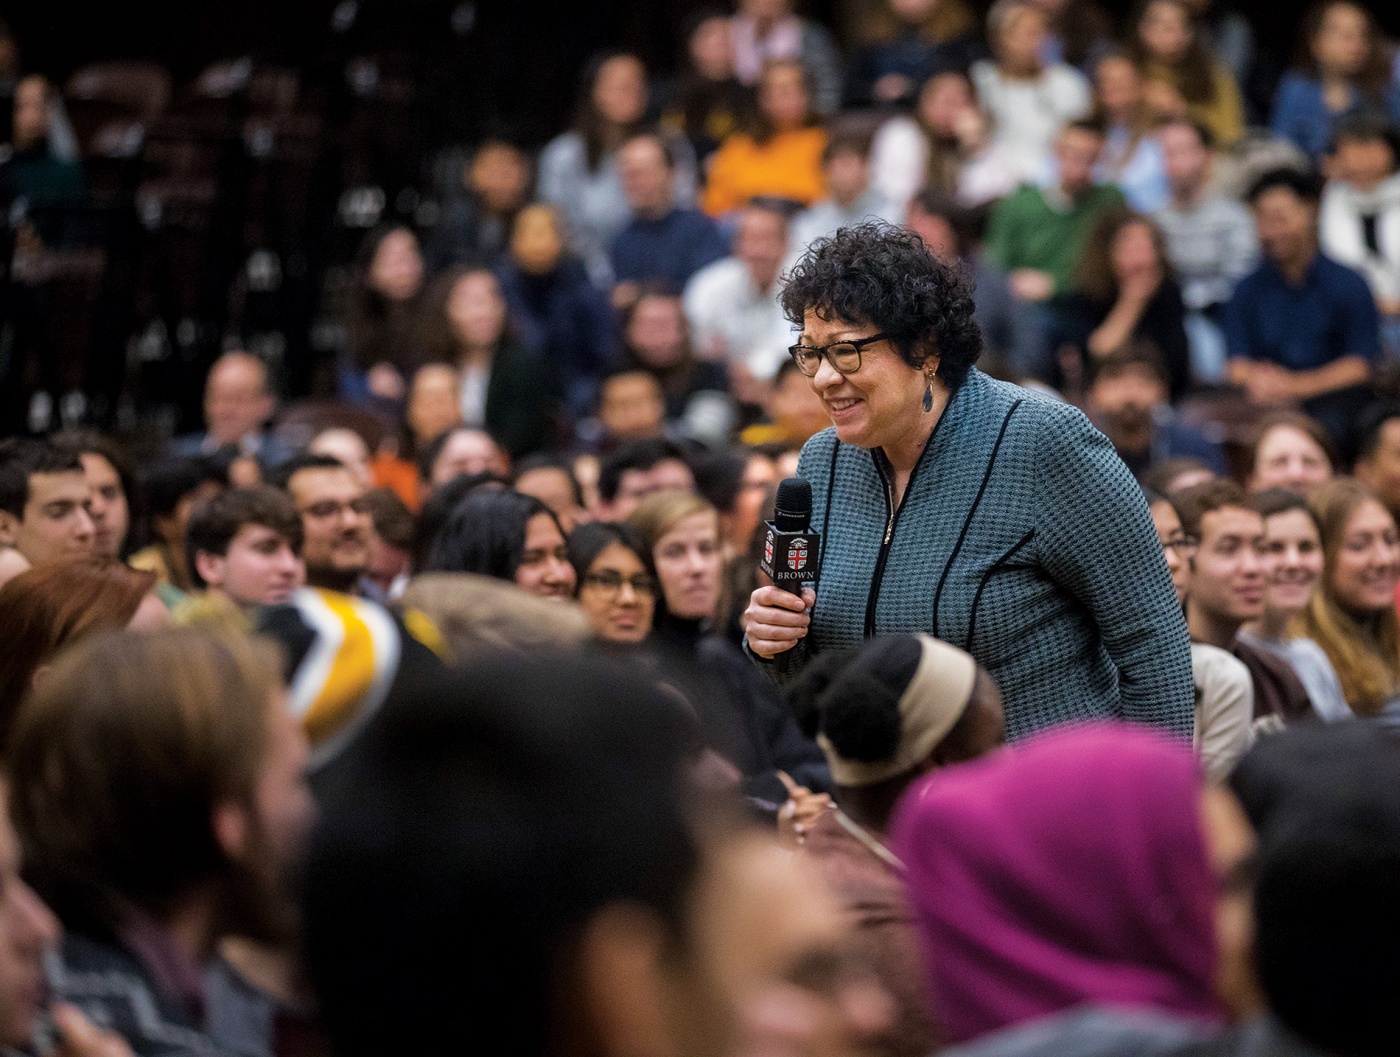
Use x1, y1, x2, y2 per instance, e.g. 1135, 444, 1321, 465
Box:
779, 222, 982, 390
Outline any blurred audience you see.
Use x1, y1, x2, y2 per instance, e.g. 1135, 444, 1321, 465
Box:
1091, 54, 1169, 213
344, 226, 427, 404
731, 0, 845, 115
685, 200, 795, 392
703, 59, 829, 216
539, 52, 698, 284
661, 11, 751, 165
985, 119, 1124, 378
846, 0, 979, 108
1270, 0, 1400, 161
424, 140, 533, 273
790, 127, 900, 251
425, 266, 559, 459
170, 351, 293, 467
1084, 343, 1226, 478
1226, 168, 1377, 440
610, 132, 728, 301
1318, 110, 1400, 320
496, 204, 615, 416
1058, 208, 1190, 399
1129, 0, 1245, 147
971, 0, 1092, 183
870, 71, 1018, 213
1154, 119, 1258, 382
1245, 412, 1338, 493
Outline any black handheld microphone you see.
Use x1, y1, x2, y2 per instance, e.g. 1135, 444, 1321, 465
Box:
759, 477, 822, 596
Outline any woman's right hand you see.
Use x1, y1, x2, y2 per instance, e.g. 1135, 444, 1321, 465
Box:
745, 586, 815, 658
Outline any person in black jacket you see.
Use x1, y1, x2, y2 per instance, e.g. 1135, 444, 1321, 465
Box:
629, 488, 832, 805
1055, 207, 1192, 400
422, 266, 561, 460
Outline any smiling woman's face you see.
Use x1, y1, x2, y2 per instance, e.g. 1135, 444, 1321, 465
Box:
1330, 499, 1400, 616
800, 309, 927, 452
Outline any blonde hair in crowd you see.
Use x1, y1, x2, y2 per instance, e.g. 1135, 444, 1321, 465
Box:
629, 491, 733, 624
628, 490, 717, 551
1298, 478, 1400, 716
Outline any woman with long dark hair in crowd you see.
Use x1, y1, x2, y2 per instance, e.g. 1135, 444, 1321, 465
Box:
702, 58, 829, 216
539, 51, 698, 284
1060, 208, 1190, 399
869, 71, 1019, 213
630, 489, 831, 803
660, 10, 752, 166
423, 267, 559, 461
1271, 0, 1400, 161
1129, 0, 1244, 147
566, 521, 658, 646
1300, 477, 1400, 716
344, 224, 427, 404
621, 288, 733, 443
424, 489, 576, 602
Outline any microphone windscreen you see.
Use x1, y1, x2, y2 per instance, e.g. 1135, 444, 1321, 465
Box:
774, 477, 812, 532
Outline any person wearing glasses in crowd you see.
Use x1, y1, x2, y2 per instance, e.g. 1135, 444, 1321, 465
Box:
744, 223, 1194, 742
567, 522, 659, 646
272, 454, 376, 598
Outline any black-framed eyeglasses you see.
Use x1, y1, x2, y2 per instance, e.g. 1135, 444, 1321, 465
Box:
1162, 534, 1198, 553
583, 570, 658, 597
788, 332, 891, 377
300, 497, 372, 520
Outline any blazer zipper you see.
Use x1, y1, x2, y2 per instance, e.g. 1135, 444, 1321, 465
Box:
864, 453, 923, 638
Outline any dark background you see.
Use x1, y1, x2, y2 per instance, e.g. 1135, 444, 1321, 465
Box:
10, 0, 1330, 146
0, 0, 1371, 437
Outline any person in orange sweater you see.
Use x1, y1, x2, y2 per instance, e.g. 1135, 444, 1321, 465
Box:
702, 58, 828, 216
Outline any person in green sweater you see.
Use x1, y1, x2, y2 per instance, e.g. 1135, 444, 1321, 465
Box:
985, 118, 1124, 379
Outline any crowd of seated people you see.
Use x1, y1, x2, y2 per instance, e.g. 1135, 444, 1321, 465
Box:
0, 4, 1399, 1057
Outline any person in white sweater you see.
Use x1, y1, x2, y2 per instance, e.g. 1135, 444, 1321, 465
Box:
970, 0, 1091, 185
1319, 110, 1400, 317
869, 70, 1020, 213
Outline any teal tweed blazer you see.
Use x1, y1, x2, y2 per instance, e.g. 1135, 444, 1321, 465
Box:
758, 368, 1195, 741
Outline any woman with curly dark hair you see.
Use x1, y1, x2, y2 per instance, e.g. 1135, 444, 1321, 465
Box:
743, 222, 1195, 740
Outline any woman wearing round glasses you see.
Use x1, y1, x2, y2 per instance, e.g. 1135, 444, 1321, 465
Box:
743, 222, 1194, 740
567, 521, 659, 645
